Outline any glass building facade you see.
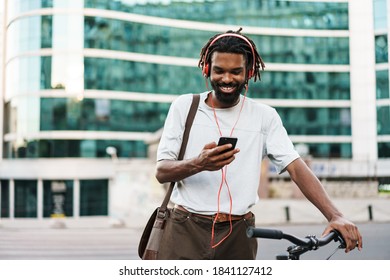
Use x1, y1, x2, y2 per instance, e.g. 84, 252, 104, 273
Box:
1, 0, 389, 219
374, 0, 390, 158
3, 0, 353, 160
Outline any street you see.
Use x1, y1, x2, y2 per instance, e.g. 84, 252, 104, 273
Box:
0, 222, 388, 260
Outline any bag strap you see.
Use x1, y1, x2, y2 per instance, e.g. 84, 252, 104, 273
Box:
158, 94, 200, 214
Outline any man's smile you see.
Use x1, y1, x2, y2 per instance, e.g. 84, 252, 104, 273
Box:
218, 84, 237, 94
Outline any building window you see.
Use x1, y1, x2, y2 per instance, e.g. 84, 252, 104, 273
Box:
252, 72, 350, 100
4, 139, 148, 159
276, 107, 351, 136
40, 98, 170, 132
375, 35, 388, 63
304, 143, 352, 158
373, 0, 388, 30
84, 58, 204, 94
1, 180, 10, 218
376, 70, 389, 99
84, 0, 348, 30
43, 180, 74, 218
14, 180, 37, 218
378, 142, 390, 158
80, 179, 108, 216
377, 106, 390, 135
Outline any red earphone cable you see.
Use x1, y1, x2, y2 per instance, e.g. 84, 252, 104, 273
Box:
210, 87, 248, 248
210, 167, 233, 248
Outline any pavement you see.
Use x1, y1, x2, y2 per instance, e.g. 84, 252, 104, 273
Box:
1, 198, 389, 260
0, 220, 389, 260
0, 227, 140, 260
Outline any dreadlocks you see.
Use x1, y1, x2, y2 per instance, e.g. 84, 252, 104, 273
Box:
198, 28, 265, 82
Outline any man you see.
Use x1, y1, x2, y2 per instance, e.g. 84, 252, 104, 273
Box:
155, 29, 362, 259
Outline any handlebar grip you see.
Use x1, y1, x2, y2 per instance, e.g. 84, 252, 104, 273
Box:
246, 227, 284, 239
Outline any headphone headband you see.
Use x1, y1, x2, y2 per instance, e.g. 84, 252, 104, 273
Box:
202, 33, 256, 79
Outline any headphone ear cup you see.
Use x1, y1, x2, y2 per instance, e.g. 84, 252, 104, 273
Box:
203, 63, 209, 77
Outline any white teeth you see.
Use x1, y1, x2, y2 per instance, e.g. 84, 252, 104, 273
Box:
220, 86, 235, 92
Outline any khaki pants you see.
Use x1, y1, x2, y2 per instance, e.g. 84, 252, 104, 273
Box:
157, 208, 258, 260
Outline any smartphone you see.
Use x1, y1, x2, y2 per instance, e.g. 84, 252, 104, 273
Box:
217, 137, 238, 153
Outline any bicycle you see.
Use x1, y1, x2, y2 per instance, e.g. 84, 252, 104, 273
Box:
246, 226, 346, 260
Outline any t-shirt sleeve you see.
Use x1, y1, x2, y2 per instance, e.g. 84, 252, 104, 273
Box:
265, 109, 300, 174
156, 94, 192, 161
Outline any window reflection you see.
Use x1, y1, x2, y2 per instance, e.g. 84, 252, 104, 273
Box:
4, 139, 148, 159
254, 36, 349, 65
38, 98, 170, 132
375, 35, 388, 63
7, 55, 350, 100
276, 107, 351, 136
4, 0, 356, 162
378, 142, 390, 158
7, 19, 349, 98
14, 180, 37, 218
252, 72, 350, 100
377, 106, 390, 135
303, 143, 352, 158
80, 179, 108, 216
84, 58, 350, 99
43, 180, 73, 218
1, 180, 10, 218
8, 8, 349, 63
84, 0, 349, 30
373, 0, 388, 30
83, 18, 349, 65
84, 58, 204, 94
376, 70, 389, 99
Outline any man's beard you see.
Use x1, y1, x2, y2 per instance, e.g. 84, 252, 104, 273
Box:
210, 80, 246, 106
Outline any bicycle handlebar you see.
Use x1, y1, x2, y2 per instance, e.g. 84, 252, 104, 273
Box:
246, 226, 346, 250
247, 227, 284, 240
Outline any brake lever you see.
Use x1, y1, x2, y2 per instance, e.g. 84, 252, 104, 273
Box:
332, 230, 346, 249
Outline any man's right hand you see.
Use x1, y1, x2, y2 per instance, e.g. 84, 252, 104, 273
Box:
155, 142, 240, 183
196, 141, 240, 171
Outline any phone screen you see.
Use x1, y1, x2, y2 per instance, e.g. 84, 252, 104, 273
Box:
217, 137, 238, 153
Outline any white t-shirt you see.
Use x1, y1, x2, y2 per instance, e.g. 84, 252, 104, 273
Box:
157, 91, 299, 215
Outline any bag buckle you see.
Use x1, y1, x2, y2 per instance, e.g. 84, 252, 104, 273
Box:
157, 208, 167, 219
